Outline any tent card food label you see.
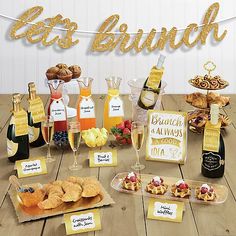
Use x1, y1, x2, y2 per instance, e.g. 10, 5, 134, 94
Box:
146, 110, 187, 164
147, 198, 184, 223
203, 121, 221, 152
15, 157, 47, 178
29, 97, 45, 123
14, 110, 28, 136
89, 150, 117, 167
80, 97, 95, 119
50, 99, 66, 121
109, 97, 124, 117
64, 209, 101, 235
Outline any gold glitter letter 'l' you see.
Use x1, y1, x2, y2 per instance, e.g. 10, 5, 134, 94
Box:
10, 6, 43, 39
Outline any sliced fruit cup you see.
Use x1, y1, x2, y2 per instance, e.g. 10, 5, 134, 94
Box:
17, 183, 45, 208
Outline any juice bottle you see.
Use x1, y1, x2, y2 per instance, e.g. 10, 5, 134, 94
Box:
104, 77, 124, 132
47, 79, 68, 147
77, 77, 96, 130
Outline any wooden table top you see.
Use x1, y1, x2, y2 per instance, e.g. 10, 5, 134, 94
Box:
0, 94, 236, 236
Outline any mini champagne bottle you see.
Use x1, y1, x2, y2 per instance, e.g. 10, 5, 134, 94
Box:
138, 54, 165, 110
7, 93, 29, 162
28, 82, 46, 147
202, 104, 225, 178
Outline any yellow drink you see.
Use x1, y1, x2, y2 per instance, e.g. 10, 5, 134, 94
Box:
103, 88, 123, 132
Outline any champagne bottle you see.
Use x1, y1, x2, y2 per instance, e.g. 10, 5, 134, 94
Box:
7, 93, 29, 162
202, 104, 225, 178
138, 54, 165, 110
28, 82, 46, 147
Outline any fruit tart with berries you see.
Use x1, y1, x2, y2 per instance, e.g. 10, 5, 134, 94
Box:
171, 180, 191, 198
146, 176, 168, 195
122, 172, 141, 191
195, 184, 216, 202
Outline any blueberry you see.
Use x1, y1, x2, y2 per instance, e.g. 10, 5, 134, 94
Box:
28, 187, 35, 193
19, 188, 24, 193
24, 188, 28, 192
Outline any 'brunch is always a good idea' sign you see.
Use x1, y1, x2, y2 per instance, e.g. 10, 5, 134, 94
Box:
146, 110, 187, 164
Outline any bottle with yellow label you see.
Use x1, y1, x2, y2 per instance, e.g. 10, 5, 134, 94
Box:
28, 82, 46, 147
138, 54, 165, 110
202, 104, 225, 178
7, 93, 29, 162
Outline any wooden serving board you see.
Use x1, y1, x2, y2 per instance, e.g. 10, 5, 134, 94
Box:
9, 179, 115, 223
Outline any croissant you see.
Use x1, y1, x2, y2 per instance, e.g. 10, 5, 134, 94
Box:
38, 184, 64, 209
61, 181, 82, 202
192, 97, 208, 109
81, 178, 101, 198
67, 176, 84, 186
206, 92, 219, 103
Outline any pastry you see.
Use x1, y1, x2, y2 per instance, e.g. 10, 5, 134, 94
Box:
192, 96, 208, 109
146, 176, 168, 195
57, 68, 73, 82
46, 66, 60, 80
185, 92, 203, 103
81, 178, 101, 198
61, 181, 82, 202
206, 92, 219, 104
190, 74, 228, 90
38, 183, 64, 210
220, 114, 231, 127
69, 65, 81, 79
171, 180, 191, 198
56, 63, 68, 69
195, 184, 216, 201
18, 187, 45, 208
122, 172, 141, 191
67, 176, 84, 186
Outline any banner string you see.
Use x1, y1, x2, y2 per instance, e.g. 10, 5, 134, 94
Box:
0, 12, 235, 35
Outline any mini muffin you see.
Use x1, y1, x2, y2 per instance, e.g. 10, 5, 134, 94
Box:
122, 172, 141, 191
57, 68, 73, 82
69, 65, 81, 79
171, 180, 191, 198
146, 176, 168, 195
46, 66, 60, 80
195, 184, 216, 202
56, 63, 68, 69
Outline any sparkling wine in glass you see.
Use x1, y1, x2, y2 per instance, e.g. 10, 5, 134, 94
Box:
41, 115, 54, 163
68, 121, 82, 170
131, 121, 145, 170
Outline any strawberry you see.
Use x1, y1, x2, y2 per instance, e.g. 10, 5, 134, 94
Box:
160, 178, 164, 183
116, 121, 125, 130
120, 138, 127, 145
127, 138, 132, 144
129, 176, 137, 182
123, 128, 131, 135
179, 183, 188, 189
124, 120, 132, 129
201, 187, 208, 194
115, 134, 122, 141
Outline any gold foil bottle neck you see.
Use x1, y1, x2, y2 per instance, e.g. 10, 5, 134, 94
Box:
12, 93, 21, 112
12, 93, 21, 103
28, 82, 37, 100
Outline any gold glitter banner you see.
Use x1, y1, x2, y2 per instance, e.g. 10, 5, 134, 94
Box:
7, 2, 227, 52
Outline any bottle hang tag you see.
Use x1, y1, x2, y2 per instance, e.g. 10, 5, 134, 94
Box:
14, 110, 28, 136
80, 97, 95, 119
109, 96, 124, 117
29, 96, 45, 123
50, 99, 66, 121
203, 121, 221, 152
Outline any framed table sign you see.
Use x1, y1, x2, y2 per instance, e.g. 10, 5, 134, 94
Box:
146, 110, 187, 164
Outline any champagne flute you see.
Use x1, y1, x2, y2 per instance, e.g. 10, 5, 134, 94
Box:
131, 121, 145, 170
41, 115, 54, 163
68, 121, 82, 170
